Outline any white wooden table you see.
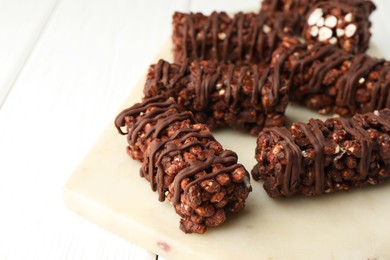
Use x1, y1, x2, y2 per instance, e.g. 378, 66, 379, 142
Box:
0, 0, 388, 259
0, 0, 260, 259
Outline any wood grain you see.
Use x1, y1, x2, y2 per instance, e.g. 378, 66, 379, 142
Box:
0, 0, 58, 106
0, 0, 189, 259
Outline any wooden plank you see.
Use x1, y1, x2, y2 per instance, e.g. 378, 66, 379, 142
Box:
0, 0, 189, 259
0, 0, 58, 106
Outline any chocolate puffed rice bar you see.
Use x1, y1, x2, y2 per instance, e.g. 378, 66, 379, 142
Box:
172, 11, 296, 64
115, 96, 252, 233
261, 0, 375, 53
252, 109, 390, 198
269, 41, 390, 116
143, 59, 290, 135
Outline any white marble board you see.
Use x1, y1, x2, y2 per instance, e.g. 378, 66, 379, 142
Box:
64, 41, 390, 259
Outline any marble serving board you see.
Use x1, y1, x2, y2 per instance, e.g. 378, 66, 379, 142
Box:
64, 43, 390, 259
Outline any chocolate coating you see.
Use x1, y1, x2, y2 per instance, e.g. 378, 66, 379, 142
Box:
172, 11, 296, 64
261, 0, 375, 53
144, 58, 291, 135
115, 96, 251, 233
253, 109, 390, 198
269, 41, 390, 116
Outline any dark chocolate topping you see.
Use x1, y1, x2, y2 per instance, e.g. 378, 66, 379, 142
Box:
261, 0, 376, 53
336, 54, 385, 109
308, 1, 373, 53
177, 11, 293, 64
288, 44, 353, 93
114, 96, 173, 135
264, 127, 302, 196
333, 117, 372, 179
115, 97, 248, 205
295, 120, 325, 194
272, 43, 307, 96
144, 59, 189, 96
256, 109, 390, 197
370, 65, 390, 111
272, 41, 390, 115
149, 59, 282, 113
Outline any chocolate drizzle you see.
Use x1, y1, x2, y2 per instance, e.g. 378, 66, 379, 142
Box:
146, 129, 215, 203
115, 96, 173, 136
272, 43, 307, 98
250, 64, 262, 110
308, 48, 352, 93
193, 62, 220, 111
115, 96, 250, 205
174, 11, 294, 64
255, 109, 390, 197
336, 54, 385, 109
288, 44, 353, 93
295, 120, 325, 194
263, 127, 302, 196
370, 65, 390, 111
271, 41, 390, 115
194, 62, 282, 111
144, 59, 189, 96
146, 59, 279, 110
333, 117, 373, 179
308, 1, 374, 54
261, 0, 376, 53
